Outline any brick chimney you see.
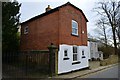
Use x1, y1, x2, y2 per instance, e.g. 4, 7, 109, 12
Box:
46, 5, 51, 12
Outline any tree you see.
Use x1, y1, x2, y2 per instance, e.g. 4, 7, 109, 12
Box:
88, 33, 94, 39
2, 1, 21, 52
94, 0, 120, 55
118, 25, 120, 41
95, 17, 108, 47
116, 1, 120, 41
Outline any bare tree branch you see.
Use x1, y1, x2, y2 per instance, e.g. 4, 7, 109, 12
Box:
93, 0, 120, 54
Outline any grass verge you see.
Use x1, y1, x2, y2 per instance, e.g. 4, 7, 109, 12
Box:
100, 55, 119, 66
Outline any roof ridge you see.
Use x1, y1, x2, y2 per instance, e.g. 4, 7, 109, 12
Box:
21, 2, 88, 25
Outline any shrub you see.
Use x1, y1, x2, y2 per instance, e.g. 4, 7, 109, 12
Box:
100, 55, 118, 66
98, 45, 114, 59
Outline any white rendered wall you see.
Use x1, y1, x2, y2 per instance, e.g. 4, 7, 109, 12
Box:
88, 41, 99, 59
72, 46, 89, 71
58, 44, 89, 74
58, 44, 72, 74
87, 42, 91, 60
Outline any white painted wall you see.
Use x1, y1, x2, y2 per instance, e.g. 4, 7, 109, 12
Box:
58, 44, 72, 74
87, 42, 91, 60
87, 41, 103, 60
88, 41, 99, 59
58, 44, 89, 74
72, 46, 89, 71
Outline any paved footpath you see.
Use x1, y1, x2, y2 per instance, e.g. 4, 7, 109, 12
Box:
53, 61, 118, 79
78, 65, 118, 78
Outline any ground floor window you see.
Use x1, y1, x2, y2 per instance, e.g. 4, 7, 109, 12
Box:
73, 46, 78, 61
63, 49, 69, 60
82, 50, 84, 55
64, 49, 68, 57
82, 50, 86, 58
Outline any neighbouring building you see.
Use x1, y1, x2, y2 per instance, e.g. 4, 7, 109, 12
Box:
87, 41, 103, 61
20, 2, 89, 74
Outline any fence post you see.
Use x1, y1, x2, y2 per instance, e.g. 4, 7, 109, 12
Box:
48, 43, 57, 77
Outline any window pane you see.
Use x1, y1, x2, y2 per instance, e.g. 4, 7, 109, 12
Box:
82, 50, 84, 55
72, 20, 78, 35
74, 29, 77, 34
24, 26, 28, 34
73, 46, 77, 53
72, 22, 77, 28
72, 28, 75, 34
99, 54, 101, 57
72, 28, 78, 34
25, 27, 28, 32
64, 50, 68, 57
73, 46, 78, 61
73, 54, 77, 61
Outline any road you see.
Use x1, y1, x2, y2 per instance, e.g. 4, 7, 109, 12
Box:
78, 64, 119, 78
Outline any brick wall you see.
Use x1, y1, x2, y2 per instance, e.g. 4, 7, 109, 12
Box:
20, 11, 59, 50
58, 5, 87, 46
20, 5, 87, 51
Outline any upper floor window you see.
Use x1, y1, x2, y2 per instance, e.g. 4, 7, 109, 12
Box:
24, 26, 28, 34
72, 20, 78, 36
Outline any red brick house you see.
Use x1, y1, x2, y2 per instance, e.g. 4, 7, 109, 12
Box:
20, 2, 89, 74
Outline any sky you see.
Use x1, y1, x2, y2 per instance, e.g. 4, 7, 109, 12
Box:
17, 0, 101, 36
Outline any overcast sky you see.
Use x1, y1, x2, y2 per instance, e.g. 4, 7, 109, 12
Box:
17, 0, 102, 35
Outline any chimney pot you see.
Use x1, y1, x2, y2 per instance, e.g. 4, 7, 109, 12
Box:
46, 5, 51, 12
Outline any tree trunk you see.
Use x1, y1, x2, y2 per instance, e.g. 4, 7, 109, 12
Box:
112, 28, 117, 55
103, 25, 108, 47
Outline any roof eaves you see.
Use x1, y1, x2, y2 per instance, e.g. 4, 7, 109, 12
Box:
67, 2, 88, 22
21, 7, 59, 25
58, 2, 88, 22
21, 2, 88, 25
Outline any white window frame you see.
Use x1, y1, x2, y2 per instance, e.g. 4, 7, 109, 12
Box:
72, 20, 78, 36
24, 26, 28, 34
73, 46, 78, 61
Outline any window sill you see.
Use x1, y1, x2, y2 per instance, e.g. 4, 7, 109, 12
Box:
63, 57, 69, 60
71, 33, 79, 37
82, 56, 86, 58
72, 61, 81, 65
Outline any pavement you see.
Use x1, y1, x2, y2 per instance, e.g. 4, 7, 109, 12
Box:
80, 65, 119, 78
53, 61, 118, 78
